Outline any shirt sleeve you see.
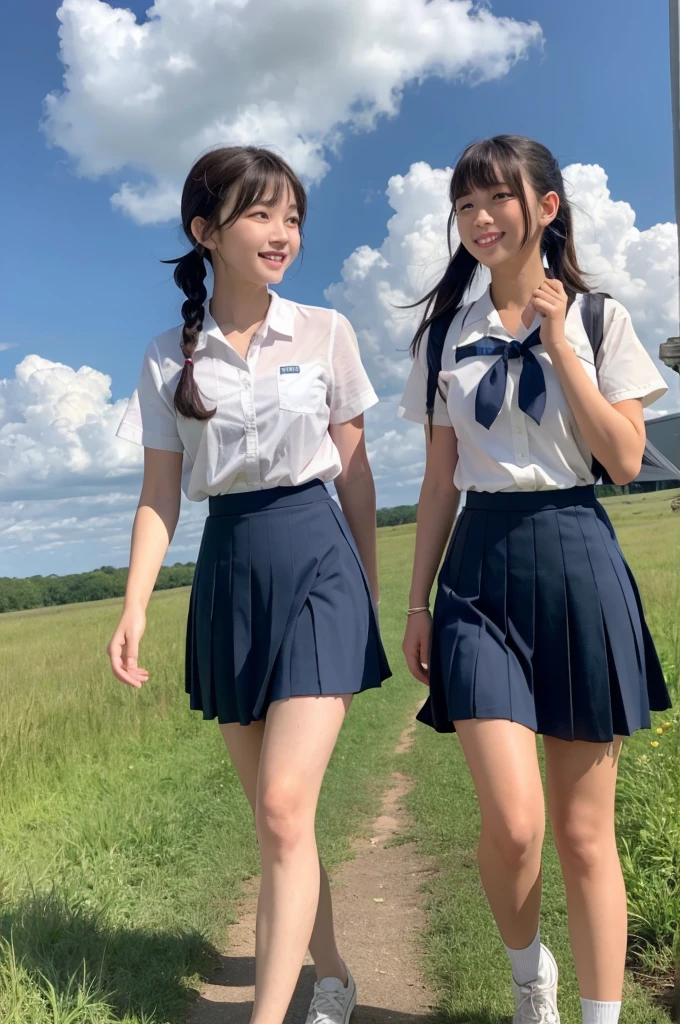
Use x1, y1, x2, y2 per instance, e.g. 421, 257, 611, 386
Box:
398, 325, 451, 426
328, 312, 379, 424
116, 339, 185, 452
596, 300, 668, 408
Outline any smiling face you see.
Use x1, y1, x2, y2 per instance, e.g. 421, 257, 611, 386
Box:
195, 181, 302, 287
454, 176, 558, 272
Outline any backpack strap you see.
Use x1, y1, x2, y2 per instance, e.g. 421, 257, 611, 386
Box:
580, 292, 607, 360
579, 292, 611, 483
425, 302, 472, 423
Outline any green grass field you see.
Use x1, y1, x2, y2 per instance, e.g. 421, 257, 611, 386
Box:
0, 569, 422, 1022
0, 488, 678, 1022
399, 487, 680, 1023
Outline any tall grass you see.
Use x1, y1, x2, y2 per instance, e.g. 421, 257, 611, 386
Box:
400, 488, 680, 1022
0, 489, 677, 1022
602, 490, 680, 1002
0, 538, 422, 1023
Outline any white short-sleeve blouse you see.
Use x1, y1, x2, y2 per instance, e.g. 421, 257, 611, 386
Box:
399, 286, 668, 492
117, 289, 379, 501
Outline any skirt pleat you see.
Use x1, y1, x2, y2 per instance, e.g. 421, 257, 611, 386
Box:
185, 480, 391, 726
573, 507, 640, 738
505, 511, 535, 691
420, 486, 671, 741
559, 508, 614, 740
533, 507, 574, 737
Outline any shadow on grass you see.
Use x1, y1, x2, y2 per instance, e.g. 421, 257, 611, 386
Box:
1, 892, 510, 1024
190, 954, 450, 1024
0, 888, 216, 1022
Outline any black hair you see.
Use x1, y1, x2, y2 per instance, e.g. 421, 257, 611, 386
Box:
408, 135, 590, 429
163, 146, 307, 420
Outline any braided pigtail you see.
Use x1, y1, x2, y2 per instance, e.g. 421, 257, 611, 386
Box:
164, 247, 216, 421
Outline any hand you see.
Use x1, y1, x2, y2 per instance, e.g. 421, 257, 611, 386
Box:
402, 611, 432, 685
107, 607, 149, 689
522, 277, 568, 350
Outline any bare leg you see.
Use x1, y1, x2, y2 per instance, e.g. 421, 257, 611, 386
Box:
308, 862, 347, 983
221, 694, 351, 1024
454, 719, 545, 949
219, 720, 347, 985
544, 736, 626, 1001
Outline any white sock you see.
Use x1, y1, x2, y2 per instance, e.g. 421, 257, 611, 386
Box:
504, 930, 541, 985
580, 998, 622, 1024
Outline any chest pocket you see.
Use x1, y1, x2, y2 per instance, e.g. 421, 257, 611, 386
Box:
277, 363, 326, 414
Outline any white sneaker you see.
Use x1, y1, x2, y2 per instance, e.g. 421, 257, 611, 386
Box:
512, 944, 560, 1024
304, 969, 357, 1024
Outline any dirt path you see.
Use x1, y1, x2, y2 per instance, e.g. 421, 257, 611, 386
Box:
188, 712, 438, 1024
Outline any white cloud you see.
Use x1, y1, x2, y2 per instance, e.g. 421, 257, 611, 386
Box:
42, 0, 543, 223
326, 162, 458, 393
0, 354, 207, 575
0, 355, 141, 501
0, 492, 207, 577
565, 164, 679, 357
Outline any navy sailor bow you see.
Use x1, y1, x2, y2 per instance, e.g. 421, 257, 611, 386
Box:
455, 327, 545, 429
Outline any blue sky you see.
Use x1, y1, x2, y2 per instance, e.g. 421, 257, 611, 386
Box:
0, 0, 677, 577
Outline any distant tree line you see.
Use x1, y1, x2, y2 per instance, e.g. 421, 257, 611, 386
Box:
0, 563, 195, 614
376, 504, 418, 527
2, 481, 676, 613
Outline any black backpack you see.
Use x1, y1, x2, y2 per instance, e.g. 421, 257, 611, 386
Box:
580, 292, 680, 485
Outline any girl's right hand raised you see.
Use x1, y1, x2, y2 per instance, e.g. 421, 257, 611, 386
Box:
107, 608, 149, 689
402, 610, 432, 686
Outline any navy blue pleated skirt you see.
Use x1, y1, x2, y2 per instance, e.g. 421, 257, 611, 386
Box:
185, 479, 391, 725
419, 486, 671, 742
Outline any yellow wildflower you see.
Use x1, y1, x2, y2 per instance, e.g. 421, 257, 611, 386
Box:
651, 740, 660, 748
656, 727, 664, 735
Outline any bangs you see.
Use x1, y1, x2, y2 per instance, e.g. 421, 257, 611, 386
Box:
221, 157, 307, 229
451, 138, 526, 207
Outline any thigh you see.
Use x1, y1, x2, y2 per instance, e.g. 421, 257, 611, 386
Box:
455, 719, 545, 831
220, 720, 266, 811
544, 736, 623, 838
257, 695, 352, 812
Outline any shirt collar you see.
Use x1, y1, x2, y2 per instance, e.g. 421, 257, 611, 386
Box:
264, 288, 295, 338
459, 285, 541, 344
196, 288, 295, 353
457, 285, 593, 361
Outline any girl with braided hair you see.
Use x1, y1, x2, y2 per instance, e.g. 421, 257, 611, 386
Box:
399, 135, 670, 1024
110, 146, 390, 1024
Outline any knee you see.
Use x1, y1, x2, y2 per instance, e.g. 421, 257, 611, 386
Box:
256, 784, 309, 856
482, 813, 544, 869
552, 819, 612, 875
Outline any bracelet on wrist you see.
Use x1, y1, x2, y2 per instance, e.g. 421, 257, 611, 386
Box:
406, 605, 430, 617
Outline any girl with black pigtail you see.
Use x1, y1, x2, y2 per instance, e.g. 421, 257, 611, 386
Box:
110, 146, 390, 1024
400, 135, 671, 1024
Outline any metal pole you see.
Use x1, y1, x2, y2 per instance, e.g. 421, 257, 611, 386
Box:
660, 0, 680, 371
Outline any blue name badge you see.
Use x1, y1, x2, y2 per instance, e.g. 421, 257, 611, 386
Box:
280, 365, 301, 375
